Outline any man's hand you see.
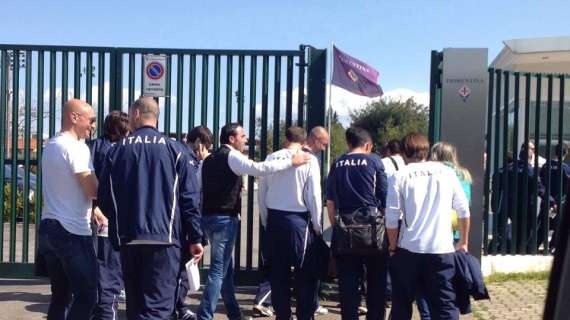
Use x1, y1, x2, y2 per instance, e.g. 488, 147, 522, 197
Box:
92, 207, 108, 233
455, 242, 468, 253
291, 153, 311, 167
190, 243, 204, 262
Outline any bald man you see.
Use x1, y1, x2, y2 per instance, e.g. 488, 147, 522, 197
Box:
38, 99, 103, 319
304, 126, 330, 160
98, 97, 204, 319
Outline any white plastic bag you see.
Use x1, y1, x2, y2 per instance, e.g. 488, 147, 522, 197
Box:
185, 258, 201, 292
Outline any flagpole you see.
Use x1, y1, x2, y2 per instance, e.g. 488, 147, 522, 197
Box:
327, 42, 334, 169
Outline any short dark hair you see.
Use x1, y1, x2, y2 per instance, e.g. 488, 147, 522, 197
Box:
345, 127, 372, 149
220, 122, 242, 144
556, 143, 569, 158
285, 126, 306, 143
188, 125, 213, 149
402, 133, 430, 161
386, 139, 401, 155
104, 111, 130, 142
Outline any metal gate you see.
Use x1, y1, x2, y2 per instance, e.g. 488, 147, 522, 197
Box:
0, 44, 327, 281
483, 69, 569, 255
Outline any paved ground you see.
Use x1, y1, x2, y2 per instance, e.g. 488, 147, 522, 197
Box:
0, 278, 547, 319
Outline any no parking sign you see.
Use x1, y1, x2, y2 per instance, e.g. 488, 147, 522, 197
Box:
143, 54, 167, 97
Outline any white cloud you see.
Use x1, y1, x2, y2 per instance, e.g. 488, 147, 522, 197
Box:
329, 85, 429, 126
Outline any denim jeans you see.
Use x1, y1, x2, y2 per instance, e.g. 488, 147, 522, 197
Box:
38, 219, 98, 320
197, 215, 241, 320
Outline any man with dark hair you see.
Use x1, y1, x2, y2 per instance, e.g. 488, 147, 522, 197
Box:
198, 123, 311, 320
88, 110, 130, 320
258, 126, 322, 320
327, 126, 388, 320
98, 97, 204, 319
386, 132, 470, 320
538, 143, 570, 252
381, 139, 405, 178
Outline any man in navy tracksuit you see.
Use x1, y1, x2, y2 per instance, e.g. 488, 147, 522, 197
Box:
326, 127, 388, 320
88, 111, 130, 320
98, 97, 204, 320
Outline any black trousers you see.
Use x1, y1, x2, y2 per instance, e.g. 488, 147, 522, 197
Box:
390, 249, 458, 320
336, 254, 387, 320
120, 244, 180, 320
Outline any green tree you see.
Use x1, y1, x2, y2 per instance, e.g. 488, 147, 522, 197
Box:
350, 98, 429, 150
329, 110, 347, 162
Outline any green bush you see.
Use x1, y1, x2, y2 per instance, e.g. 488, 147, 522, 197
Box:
2, 183, 36, 223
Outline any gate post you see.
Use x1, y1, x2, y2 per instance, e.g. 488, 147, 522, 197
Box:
306, 47, 327, 130
439, 48, 488, 262
109, 49, 122, 111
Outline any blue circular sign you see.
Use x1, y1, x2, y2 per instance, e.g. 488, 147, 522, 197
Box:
146, 61, 164, 80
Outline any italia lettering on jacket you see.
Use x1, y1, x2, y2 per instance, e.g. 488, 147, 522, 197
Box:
336, 158, 368, 168
122, 135, 167, 145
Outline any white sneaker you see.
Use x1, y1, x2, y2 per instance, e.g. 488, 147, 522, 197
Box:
314, 306, 329, 315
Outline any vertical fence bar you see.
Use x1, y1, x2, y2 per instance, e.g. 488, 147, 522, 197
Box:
188, 55, 196, 130
531, 74, 542, 254
97, 53, 105, 134
176, 54, 184, 139
35, 51, 44, 257
521, 74, 531, 254
246, 55, 257, 270
49, 51, 56, 137
237, 55, 245, 125
491, 69, 502, 254
0, 50, 7, 262
483, 68, 494, 254
225, 55, 233, 124
213, 55, 221, 148
164, 55, 172, 135
286, 56, 294, 128
543, 75, 554, 254
22, 51, 32, 263
234, 55, 244, 268
297, 49, 306, 127
261, 56, 269, 159
128, 54, 135, 107
273, 56, 282, 151
201, 55, 209, 126
511, 73, 520, 253
86, 52, 93, 105
74, 51, 81, 99
62, 52, 68, 104
9, 49, 20, 262
500, 71, 509, 255
556, 75, 565, 227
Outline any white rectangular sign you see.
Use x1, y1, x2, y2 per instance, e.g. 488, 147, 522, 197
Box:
142, 54, 167, 97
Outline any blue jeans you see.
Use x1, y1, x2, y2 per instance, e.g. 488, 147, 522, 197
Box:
38, 219, 98, 320
197, 215, 241, 320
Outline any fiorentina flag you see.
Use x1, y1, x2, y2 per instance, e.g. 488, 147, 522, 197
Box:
331, 46, 383, 97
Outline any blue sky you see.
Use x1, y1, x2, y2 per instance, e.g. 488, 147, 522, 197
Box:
1, 0, 569, 122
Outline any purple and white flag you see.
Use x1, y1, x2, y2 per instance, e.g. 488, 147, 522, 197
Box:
332, 46, 383, 97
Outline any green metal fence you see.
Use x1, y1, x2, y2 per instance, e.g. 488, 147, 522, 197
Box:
484, 69, 569, 255
0, 44, 327, 280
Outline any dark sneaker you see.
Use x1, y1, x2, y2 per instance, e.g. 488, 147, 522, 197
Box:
179, 310, 197, 320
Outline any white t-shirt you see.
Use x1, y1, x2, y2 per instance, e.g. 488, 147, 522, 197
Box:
381, 154, 406, 178
258, 148, 322, 234
385, 161, 470, 254
41, 132, 94, 236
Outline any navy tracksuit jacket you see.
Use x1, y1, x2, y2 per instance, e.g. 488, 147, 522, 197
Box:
97, 126, 202, 248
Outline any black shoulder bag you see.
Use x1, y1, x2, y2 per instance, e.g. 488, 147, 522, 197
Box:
330, 166, 386, 256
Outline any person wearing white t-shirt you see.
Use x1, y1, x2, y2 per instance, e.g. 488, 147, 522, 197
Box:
386, 133, 470, 320
258, 126, 322, 320
38, 99, 103, 319
381, 139, 406, 178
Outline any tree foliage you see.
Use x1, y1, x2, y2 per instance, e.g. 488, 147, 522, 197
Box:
350, 98, 429, 150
